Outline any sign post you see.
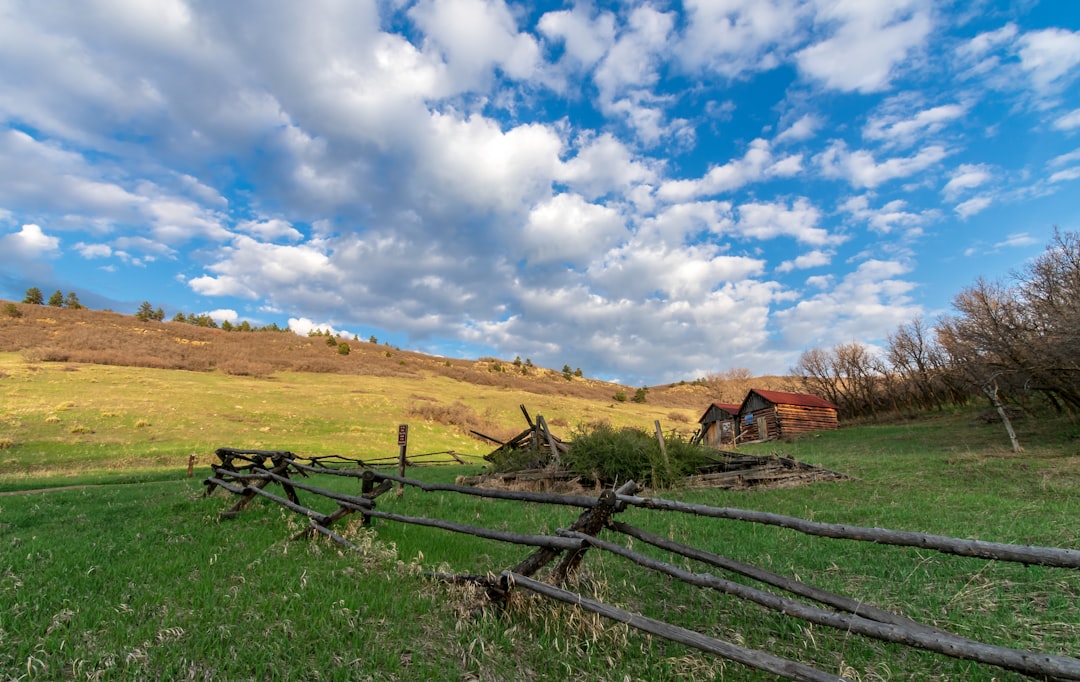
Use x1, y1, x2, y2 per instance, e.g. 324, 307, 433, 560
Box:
397, 424, 408, 497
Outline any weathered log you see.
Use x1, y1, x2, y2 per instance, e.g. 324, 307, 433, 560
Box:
536, 415, 560, 465
471, 430, 504, 446
519, 404, 535, 429
220, 470, 278, 516
550, 489, 618, 584
203, 476, 245, 495
307, 520, 360, 550
611, 521, 954, 637
615, 494, 1080, 569
360, 470, 609, 509
512, 482, 638, 578
244, 485, 331, 526
350, 507, 584, 552
502, 571, 845, 682
457, 469, 584, 486
561, 531, 1080, 680
250, 467, 374, 508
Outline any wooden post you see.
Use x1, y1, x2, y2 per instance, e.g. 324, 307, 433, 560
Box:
361, 470, 375, 526
397, 424, 408, 497
187, 453, 196, 477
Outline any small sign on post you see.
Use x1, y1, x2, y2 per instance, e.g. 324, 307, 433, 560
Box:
397, 424, 408, 497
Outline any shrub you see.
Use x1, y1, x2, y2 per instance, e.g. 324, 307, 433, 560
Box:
613, 391, 627, 402
337, 342, 351, 355
3, 303, 22, 318
563, 423, 707, 488
632, 387, 648, 403
326, 335, 338, 346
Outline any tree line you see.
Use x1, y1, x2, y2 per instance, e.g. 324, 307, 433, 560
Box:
21, 287, 83, 309
17, 288, 286, 333
794, 230, 1080, 419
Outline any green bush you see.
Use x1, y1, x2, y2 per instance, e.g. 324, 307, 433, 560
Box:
613, 391, 627, 402
3, 302, 22, 318
563, 423, 707, 488
337, 342, 351, 355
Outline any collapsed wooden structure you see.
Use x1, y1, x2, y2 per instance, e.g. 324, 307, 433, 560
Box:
473, 404, 568, 465
467, 405, 850, 491
204, 449, 1080, 681
685, 451, 850, 489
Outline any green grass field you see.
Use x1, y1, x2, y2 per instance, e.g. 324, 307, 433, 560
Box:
2, 355, 1079, 680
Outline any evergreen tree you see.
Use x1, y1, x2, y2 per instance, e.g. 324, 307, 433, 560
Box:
48, 290, 64, 307
64, 292, 83, 309
153, 307, 165, 321
136, 301, 156, 321
22, 287, 43, 305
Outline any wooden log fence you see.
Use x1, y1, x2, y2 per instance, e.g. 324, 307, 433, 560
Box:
203, 448, 1080, 681
614, 492, 1080, 569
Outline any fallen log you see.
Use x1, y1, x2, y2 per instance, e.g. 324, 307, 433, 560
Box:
503, 571, 845, 682
615, 494, 1080, 569
561, 531, 1080, 680
612, 521, 965, 637
302, 469, 609, 512
353, 507, 584, 552
243, 485, 331, 526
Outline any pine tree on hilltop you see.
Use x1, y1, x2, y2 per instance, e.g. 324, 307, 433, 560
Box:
23, 287, 43, 305
135, 301, 156, 321
48, 290, 64, 307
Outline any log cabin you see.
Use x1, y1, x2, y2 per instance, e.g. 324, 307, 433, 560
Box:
735, 389, 839, 443
697, 403, 740, 446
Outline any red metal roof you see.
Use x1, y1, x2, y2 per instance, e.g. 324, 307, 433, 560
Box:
698, 402, 740, 423
745, 389, 838, 410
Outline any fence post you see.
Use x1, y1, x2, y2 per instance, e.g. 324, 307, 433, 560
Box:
397, 424, 409, 497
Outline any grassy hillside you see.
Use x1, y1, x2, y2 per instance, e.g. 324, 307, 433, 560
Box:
0, 299, 797, 488
0, 350, 705, 489
1, 299, 792, 408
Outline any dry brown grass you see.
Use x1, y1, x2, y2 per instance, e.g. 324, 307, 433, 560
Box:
0, 299, 792, 409
406, 400, 514, 441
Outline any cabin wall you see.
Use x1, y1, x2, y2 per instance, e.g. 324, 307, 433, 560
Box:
774, 405, 839, 435
738, 404, 838, 442
701, 419, 736, 446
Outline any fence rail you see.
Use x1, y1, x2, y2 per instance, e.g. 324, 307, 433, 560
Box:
204, 449, 1080, 681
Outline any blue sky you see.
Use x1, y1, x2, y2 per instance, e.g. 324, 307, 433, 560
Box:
1, 0, 1079, 386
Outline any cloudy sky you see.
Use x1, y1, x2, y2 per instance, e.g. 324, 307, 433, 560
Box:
2, 1, 1079, 385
